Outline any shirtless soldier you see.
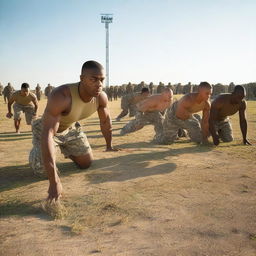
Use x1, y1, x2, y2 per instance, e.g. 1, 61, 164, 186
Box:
29, 61, 117, 201
6, 83, 38, 133
209, 85, 251, 146
155, 82, 212, 144
120, 88, 173, 136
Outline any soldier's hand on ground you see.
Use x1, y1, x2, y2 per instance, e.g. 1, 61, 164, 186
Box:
6, 112, 13, 118
47, 180, 63, 202
243, 139, 252, 145
213, 136, 220, 146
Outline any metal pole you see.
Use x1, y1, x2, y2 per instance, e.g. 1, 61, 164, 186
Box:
105, 22, 109, 87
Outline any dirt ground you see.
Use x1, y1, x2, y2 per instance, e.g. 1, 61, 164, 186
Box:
0, 95, 256, 256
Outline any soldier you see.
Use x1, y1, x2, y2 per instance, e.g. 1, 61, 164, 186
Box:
136, 81, 145, 93
149, 82, 154, 94
155, 82, 212, 145
29, 61, 118, 201
113, 86, 118, 100
35, 83, 42, 101
44, 83, 53, 98
0, 83, 3, 96
120, 88, 173, 137
6, 83, 38, 133
209, 85, 251, 146
212, 83, 227, 98
3, 82, 14, 103
115, 83, 135, 121
117, 86, 124, 98
157, 82, 165, 93
107, 86, 114, 101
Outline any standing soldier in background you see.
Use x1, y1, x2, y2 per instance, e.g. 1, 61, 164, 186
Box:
157, 82, 165, 93
35, 83, 42, 101
149, 82, 154, 95
0, 83, 3, 96
44, 83, 53, 98
115, 82, 135, 121
117, 86, 124, 98
6, 83, 38, 133
3, 82, 14, 103
113, 86, 118, 100
107, 86, 114, 101
135, 81, 145, 93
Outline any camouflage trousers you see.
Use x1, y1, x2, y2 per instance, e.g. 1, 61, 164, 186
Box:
120, 111, 164, 136
29, 118, 91, 176
117, 95, 136, 119
214, 118, 233, 142
13, 103, 35, 125
155, 102, 202, 144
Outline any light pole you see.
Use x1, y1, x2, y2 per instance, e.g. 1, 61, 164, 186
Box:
101, 14, 113, 87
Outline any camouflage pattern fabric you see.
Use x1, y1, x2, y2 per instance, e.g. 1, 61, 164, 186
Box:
154, 101, 202, 144
29, 118, 91, 177
128, 103, 137, 117
13, 103, 35, 125
120, 111, 164, 136
214, 118, 233, 142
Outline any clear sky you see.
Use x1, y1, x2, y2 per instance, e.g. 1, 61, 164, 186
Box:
0, 0, 255, 89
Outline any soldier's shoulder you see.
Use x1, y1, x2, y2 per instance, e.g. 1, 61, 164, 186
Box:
30, 92, 37, 98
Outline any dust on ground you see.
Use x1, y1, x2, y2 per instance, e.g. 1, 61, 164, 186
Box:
0, 97, 256, 256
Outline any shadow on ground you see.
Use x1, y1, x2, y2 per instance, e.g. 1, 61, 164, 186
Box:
0, 199, 46, 218
0, 132, 32, 142
59, 143, 212, 184
0, 164, 44, 193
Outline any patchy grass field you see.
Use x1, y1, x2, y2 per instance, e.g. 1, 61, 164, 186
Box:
0, 95, 255, 256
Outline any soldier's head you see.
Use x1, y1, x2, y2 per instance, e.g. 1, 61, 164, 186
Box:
126, 83, 133, 93
80, 60, 105, 97
231, 85, 246, 104
198, 82, 212, 101
141, 87, 150, 96
21, 83, 30, 96
161, 88, 173, 101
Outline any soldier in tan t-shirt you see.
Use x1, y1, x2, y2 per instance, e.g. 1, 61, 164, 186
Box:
32, 61, 118, 202
6, 83, 38, 133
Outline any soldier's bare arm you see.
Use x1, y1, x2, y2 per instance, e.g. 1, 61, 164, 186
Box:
201, 101, 211, 143
239, 101, 251, 145
98, 92, 118, 151
6, 95, 15, 118
209, 101, 222, 145
41, 88, 70, 201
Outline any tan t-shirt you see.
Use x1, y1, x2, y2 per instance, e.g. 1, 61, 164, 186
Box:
58, 83, 99, 132
12, 91, 36, 106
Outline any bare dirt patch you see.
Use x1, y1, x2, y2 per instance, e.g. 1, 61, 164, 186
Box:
0, 97, 256, 256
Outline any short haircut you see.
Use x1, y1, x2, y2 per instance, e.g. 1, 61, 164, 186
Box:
81, 60, 103, 75
163, 87, 172, 93
141, 87, 149, 93
198, 82, 212, 89
21, 83, 30, 89
233, 85, 245, 94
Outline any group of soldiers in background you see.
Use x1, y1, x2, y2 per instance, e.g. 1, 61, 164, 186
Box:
104, 81, 256, 103
0, 82, 54, 103
108, 81, 256, 122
